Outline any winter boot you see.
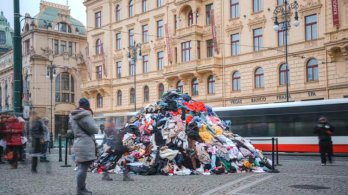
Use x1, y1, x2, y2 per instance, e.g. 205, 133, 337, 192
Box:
122, 169, 134, 181
76, 187, 92, 195
102, 172, 113, 181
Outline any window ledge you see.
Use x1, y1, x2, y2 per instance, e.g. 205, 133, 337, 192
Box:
229, 17, 240, 21
251, 10, 263, 15
306, 80, 319, 83
231, 90, 241, 93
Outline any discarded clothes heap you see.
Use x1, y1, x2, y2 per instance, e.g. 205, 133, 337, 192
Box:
93, 90, 273, 176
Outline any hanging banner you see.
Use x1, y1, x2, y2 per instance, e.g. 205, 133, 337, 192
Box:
85, 44, 92, 80
331, 0, 339, 27
210, 9, 219, 54
165, 23, 173, 63
101, 43, 107, 77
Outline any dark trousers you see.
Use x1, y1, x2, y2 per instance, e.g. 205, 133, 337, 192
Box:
77, 161, 93, 191
319, 141, 333, 164
0, 146, 3, 162
41, 142, 49, 160
8, 146, 20, 166
32, 138, 42, 171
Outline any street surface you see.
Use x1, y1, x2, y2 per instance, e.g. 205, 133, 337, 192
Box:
0, 150, 347, 195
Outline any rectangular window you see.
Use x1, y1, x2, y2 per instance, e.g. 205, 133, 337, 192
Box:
231, 33, 240, 56
230, 0, 239, 19
305, 14, 318, 41
157, 0, 164, 7
206, 39, 213, 58
174, 47, 178, 63
96, 65, 102, 80
142, 25, 148, 43
129, 29, 134, 47
278, 22, 287, 46
277, 0, 285, 5
142, 0, 147, 12
116, 33, 121, 50
60, 40, 66, 53
206, 4, 213, 25
174, 15, 177, 31
253, 0, 262, 13
68, 42, 73, 56
143, 55, 149, 73
129, 61, 135, 76
181, 41, 192, 62
253, 28, 263, 51
129, 2, 134, 17
95, 11, 101, 28
54, 39, 59, 54
24, 40, 30, 55
157, 51, 164, 70
197, 41, 201, 59
116, 61, 122, 79
157, 20, 164, 38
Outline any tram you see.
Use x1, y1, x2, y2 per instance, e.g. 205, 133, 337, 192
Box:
214, 99, 348, 153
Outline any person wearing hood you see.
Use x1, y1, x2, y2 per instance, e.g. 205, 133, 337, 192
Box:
313, 116, 334, 166
70, 98, 99, 195
30, 111, 45, 173
40, 117, 50, 162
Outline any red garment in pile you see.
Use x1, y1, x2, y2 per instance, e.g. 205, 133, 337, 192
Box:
184, 102, 207, 112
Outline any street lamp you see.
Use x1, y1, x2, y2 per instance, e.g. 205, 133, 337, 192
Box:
273, 0, 299, 102
46, 57, 57, 152
127, 41, 142, 112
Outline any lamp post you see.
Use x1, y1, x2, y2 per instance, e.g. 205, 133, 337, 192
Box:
46, 59, 56, 152
127, 41, 142, 112
273, 0, 299, 102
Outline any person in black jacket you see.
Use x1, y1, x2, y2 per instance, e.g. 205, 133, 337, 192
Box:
30, 111, 45, 173
313, 116, 334, 166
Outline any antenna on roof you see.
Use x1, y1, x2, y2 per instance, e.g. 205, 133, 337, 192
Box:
66, 0, 69, 6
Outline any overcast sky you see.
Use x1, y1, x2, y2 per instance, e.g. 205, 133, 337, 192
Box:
1, 0, 86, 28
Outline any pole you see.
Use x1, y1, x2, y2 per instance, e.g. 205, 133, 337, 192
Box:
271, 137, 275, 171
134, 58, 136, 112
285, 0, 289, 102
276, 138, 279, 165
49, 63, 53, 152
13, 0, 23, 113
58, 134, 62, 162
61, 136, 71, 167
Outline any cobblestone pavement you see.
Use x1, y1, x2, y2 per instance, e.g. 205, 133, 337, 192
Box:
0, 150, 347, 195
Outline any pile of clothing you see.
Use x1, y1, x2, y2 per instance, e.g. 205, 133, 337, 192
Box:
94, 90, 272, 176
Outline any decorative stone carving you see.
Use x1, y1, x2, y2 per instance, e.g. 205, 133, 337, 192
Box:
225, 20, 243, 33
41, 47, 53, 57
153, 39, 166, 50
247, 14, 267, 30
298, 0, 322, 16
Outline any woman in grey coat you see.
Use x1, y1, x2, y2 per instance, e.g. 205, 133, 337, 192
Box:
70, 98, 98, 195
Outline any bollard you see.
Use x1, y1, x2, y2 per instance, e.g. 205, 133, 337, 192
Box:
60, 136, 71, 167
58, 134, 62, 162
271, 137, 275, 171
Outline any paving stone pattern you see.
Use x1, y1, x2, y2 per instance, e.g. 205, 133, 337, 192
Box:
0, 151, 347, 195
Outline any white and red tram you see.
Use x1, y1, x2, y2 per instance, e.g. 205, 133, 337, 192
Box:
214, 99, 348, 153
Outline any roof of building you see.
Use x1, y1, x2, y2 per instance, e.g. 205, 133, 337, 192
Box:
0, 11, 13, 56
33, 1, 86, 35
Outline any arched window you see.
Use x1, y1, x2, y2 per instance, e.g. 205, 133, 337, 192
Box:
307, 58, 318, 81
188, 11, 193, 26
279, 64, 289, 85
116, 5, 121, 21
207, 75, 215, 94
255, 67, 264, 88
117, 90, 122, 105
97, 93, 103, 108
129, 0, 134, 17
142, 0, 147, 12
144, 86, 149, 102
191, 78, 199, 96
158, 83, 164, 99
96, 39, 102, 55
232, 71, 241, 91
130, 88, 135, 104
54, 22, 72, 33
55, 72, 75, 103
177, 80, 184, 93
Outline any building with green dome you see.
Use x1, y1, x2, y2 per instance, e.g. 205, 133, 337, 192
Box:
0, 11, 13, 56
21, 1, 88, 139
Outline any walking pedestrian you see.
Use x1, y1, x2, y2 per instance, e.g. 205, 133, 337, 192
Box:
100, 119, 116, 181
70, 98, 98, 195
313, 116, 334, 166
40, 117, 50, 163
30, 111, 45, 173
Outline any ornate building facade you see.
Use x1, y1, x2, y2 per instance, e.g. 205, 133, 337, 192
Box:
0, 11, 14, 112
22, 1, 87, 138
82, 0, 348, 116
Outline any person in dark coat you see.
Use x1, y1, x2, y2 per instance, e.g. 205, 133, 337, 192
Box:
70, 98, 98, 195
313, 116, 334, 166
30, 111, 45, 173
